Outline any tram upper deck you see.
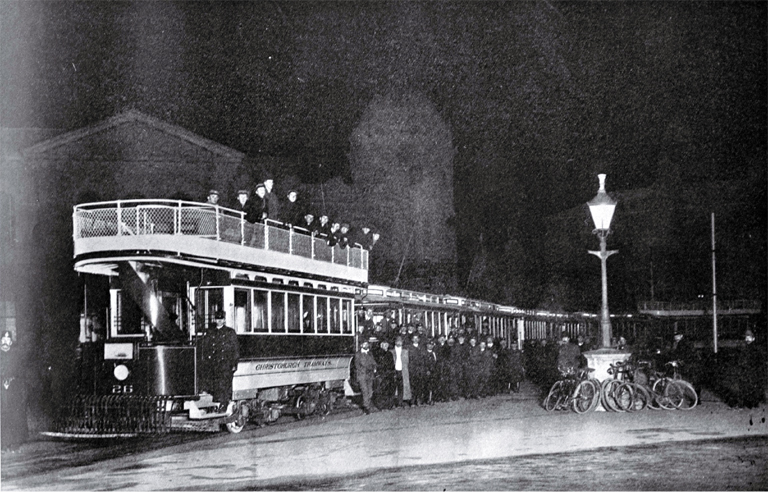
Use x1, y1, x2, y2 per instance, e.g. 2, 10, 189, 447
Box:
72, 200, 368, 285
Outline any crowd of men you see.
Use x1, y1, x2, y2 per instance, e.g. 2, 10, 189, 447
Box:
203, 177, 379, 250
353, 310, 526, 414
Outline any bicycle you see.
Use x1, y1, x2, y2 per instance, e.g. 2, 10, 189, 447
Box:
601, 361, 637, 412
613, 360, 652, 412
544, 367, 600, 414
635, 360, 697, 410
653, 360, 698, 410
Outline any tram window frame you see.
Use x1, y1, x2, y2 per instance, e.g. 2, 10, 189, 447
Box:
251, 289, 268, 332
112, 289, 146, 337
316, 296, 328, 333
234, 288, 251, 334
271, 291, 286, 333
287, 293, 301, 333
193, 288, 225, 336
330, 297, 341, 333
303, 294, 315, 333
341, 299, 351, 334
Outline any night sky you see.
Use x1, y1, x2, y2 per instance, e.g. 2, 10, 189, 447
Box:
2, 1, 766, 309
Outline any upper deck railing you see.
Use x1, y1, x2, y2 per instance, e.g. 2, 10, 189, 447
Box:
73, 199, 368, 271
638, 299, 762, 315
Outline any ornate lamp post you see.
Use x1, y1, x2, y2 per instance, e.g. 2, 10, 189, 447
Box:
588, 174, 617, 349
583, 174, 630, 385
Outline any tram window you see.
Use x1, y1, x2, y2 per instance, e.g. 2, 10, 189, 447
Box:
159, 293, 184, 333
287, 293, 301, 333
342, 299, 352, 334
194, 288, 224, 335
288, 280, 299, 286
234, 289, 250, 334
115, 290, 145, 336
316, 296, 328, 333
252, 290, 268, 332
271, 291, 286, 333
330, 298, 341, 333
304, 282, 313, 288
303, 295, 315, 332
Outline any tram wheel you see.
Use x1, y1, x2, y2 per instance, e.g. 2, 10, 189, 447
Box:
294, 395, 307, 420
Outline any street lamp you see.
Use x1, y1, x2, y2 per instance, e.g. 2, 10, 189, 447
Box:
587, 174, 618, 350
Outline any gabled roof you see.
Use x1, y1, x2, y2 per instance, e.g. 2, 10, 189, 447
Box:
21, 109, 246, 160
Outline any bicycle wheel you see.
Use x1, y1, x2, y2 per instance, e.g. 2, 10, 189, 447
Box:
587, 379, 601, 412
601, 379, 624, 412
653, 378, 683, 410
626, 383, 650, 412
614, 382, 634, 412
544, 381, 564, 412
571, 380, 597, 414
675, 380, 698, 410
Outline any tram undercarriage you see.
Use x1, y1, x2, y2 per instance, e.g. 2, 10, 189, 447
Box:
51, 380, 348, 437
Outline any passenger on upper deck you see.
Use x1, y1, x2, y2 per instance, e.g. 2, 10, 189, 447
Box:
253, 184, 268, 222
301, 212, 316, 232
338, 223, 351, 249
263, 176, 280, 223
282, 190, 305, 227
316, 214, 331, 238
234, 190, 258, 223
327, 221, 341, 246
355, 226, 374, 250
200, 190, 221, 236
206, 189, 220, 206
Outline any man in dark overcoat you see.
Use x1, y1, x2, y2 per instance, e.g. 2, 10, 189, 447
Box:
199, 310, 239, 413
1, 331, 27, 451
354, 340, 377, 414
373, 340, 396, 410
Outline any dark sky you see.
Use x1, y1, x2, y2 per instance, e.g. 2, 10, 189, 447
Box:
2, 0, 766, 306
3, 2, 765, 187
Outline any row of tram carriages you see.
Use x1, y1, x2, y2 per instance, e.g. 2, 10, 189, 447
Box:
59, 198, 594, 437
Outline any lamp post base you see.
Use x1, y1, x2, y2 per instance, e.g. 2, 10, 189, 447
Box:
583, 348, 632, 382
583, 348, 632, 412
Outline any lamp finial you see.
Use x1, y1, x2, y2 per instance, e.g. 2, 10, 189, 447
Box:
597, 174, 607, 193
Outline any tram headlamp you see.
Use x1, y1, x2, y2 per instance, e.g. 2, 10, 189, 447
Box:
113, 364, 130, 381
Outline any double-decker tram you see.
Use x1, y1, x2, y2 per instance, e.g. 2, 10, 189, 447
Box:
58, 199, 366, 436
56, 198, 601, 438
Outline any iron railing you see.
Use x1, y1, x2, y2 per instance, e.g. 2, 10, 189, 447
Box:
73, 200, 368, 270
638, 299, 762, 313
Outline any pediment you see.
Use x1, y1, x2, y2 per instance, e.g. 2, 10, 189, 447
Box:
22, 110, 244, 163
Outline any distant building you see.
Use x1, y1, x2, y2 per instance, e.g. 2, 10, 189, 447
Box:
0, 109, 247, 344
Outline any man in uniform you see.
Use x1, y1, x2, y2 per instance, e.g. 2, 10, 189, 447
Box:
354, 340, 377, 414
199, 310, 239, 413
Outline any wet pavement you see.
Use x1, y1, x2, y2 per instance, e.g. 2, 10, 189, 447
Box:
2, 382, 767, 490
